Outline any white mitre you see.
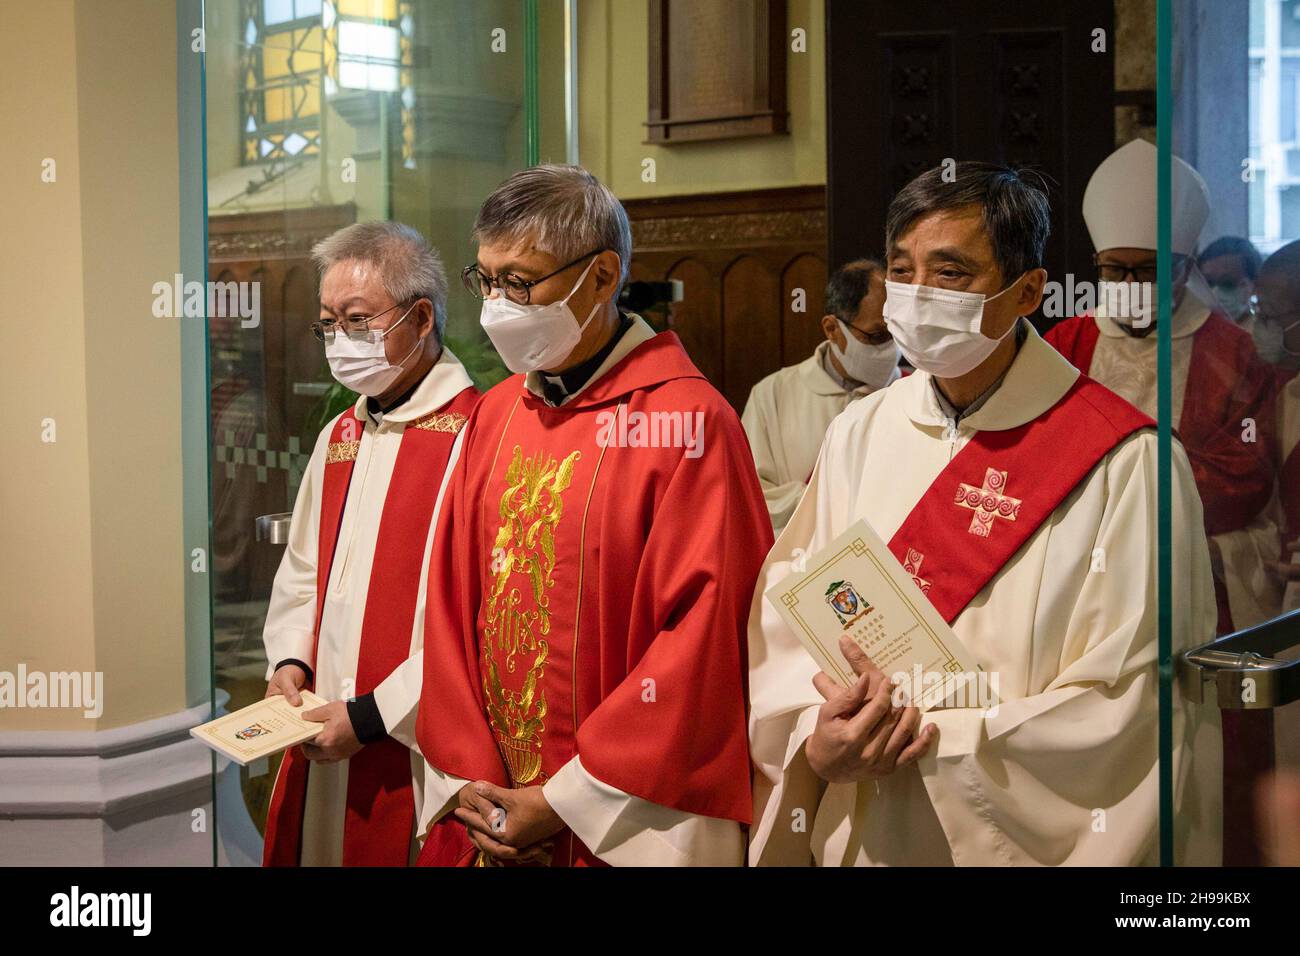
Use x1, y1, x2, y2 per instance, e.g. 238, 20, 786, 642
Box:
1083, 138, 1210, 255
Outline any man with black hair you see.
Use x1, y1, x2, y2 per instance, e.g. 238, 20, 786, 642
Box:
748, 161, 1221, 865
741, 259, 899, 531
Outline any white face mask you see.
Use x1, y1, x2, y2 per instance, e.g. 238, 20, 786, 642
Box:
1253, 317, 1300, 365
1212, 284, 1252, 321
883, 276, 1022, 379
479, 258, 600, 373
830, 321, 899, 389
324, 302, 421, 397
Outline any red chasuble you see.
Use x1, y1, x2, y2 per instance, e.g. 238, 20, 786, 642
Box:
1045, 312, 1277, 633
886, 375, 1154, 624
263, 385, 478, 867
1045, 313, 1275, 533
416, 332, 772, 867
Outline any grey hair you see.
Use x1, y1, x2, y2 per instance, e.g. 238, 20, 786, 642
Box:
311, 221, 448, 338
472, 164, 632, 285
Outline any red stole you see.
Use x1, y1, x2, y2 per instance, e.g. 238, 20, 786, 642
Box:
887, 375, 1153, 624
263, 386, 477, 866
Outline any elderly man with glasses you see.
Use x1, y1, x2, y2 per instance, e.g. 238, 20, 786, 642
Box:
414, 164, 772, 867
261, 221, 478, 866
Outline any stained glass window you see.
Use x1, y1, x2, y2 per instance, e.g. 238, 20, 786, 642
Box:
240, 0, 324, 164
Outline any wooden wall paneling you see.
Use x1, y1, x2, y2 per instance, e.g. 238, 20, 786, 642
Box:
665, 255, 723, 385
780, 251, 828, 368
722, 254, 783, 410
624, 186, 827, 411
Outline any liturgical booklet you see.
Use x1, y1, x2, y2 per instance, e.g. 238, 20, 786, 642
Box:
766, 519, 993, 712
191, 691, 329, 766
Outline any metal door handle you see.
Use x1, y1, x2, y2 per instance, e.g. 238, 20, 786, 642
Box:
255, 513, 293, 545
1177, 608, 1300, 709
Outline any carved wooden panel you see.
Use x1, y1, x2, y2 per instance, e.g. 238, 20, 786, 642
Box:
647, 0, 788, 143
625, 186, 826, 411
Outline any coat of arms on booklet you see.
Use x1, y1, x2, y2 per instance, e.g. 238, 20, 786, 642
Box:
765, 519, 997, 712
191, 690, 329, 766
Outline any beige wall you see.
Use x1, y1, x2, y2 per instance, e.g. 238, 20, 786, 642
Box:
0, 0, 189, 732
576, 0, 826, 198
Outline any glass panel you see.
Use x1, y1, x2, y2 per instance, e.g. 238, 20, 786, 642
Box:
201, 0, 556, 865
1163, 0, 1300, 867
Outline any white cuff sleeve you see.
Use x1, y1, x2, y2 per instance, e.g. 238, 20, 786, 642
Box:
542, 756, 744, 866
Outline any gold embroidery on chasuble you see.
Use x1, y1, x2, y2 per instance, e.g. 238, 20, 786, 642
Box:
483, 445, 582, 786
411, 411, 468, 434
326, 440, 360, 464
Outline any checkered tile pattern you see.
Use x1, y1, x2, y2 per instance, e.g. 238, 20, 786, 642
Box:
214, 431, 310, 487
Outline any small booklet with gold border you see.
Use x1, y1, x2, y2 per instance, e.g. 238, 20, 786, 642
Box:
766, 519, 993, 711
190, 691, 328, 765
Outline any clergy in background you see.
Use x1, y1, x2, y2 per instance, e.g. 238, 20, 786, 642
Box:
748, 162, 1221, 866
742, 259, 900, 532
1254, 240, 1300, 610
1045, 140, 1280, 634
261, 222, 478, 866
415, 165, 772, 866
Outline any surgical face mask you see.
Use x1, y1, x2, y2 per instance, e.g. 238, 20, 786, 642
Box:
324, 302, 421, 396
1253, 317, 1300, 365
1211, 283, 1252, 321
479, 258, 600, 373
831, 320, 899, 389
882, 276, 1023, 378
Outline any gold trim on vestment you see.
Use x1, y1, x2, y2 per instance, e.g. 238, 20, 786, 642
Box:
326, 440, 359, 464
410, 411, 468, 434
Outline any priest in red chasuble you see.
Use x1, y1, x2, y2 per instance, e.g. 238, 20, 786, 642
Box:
261, 222, 478, 866
1044, 140, 1281, 635
749, 163, 1221, 865
1254, 240, 1300, 611
415, 165, 772, 866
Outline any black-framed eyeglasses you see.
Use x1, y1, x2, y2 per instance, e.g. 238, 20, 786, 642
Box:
1093, 254, 1188, 285
835, 315, 891, 346
461, 248, 604, 305
310, 300, 412, 343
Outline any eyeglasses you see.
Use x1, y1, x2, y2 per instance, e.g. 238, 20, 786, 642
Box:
310, 301, 411, 343
1093, 254, 1187, 285
461, 249, 603, 305
836, 316, 891, 346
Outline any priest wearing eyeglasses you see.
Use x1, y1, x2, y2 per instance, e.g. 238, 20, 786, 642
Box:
261, 221, 478, 866
414, 164, 772, 866
1044, 140, 1280, 635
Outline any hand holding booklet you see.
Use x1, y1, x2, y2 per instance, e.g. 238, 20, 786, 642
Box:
765, 519, 996, 712
190, 690, 329, 765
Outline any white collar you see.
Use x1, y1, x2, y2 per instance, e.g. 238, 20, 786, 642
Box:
524, 315, 657, 406
353, 346, 475, 425
898, 324, 1079, 432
